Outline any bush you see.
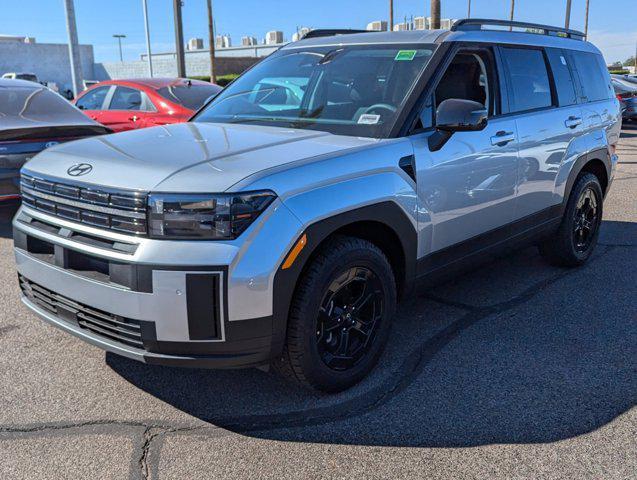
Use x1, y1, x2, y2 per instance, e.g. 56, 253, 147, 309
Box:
189, 74, 239, 87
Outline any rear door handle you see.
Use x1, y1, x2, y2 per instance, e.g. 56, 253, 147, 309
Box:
490, 131, 515, 146
565, 116, 582, 129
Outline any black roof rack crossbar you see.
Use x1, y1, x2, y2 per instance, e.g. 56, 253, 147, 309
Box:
451, 18, 585, 40
301, 29, 369, 40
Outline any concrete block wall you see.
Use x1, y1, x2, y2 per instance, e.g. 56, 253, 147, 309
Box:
0, 41, 94, 92
95, 55, 259, 81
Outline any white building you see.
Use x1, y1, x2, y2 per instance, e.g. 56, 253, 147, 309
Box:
265, 30, 284, 45
393, 22, 410, 32
414, 16, 428, 30
241, 36, 258, 46
292, 27, 311, 42
215, 35, 232, 49
186, 38, 203, 51
366, 20, 387, 32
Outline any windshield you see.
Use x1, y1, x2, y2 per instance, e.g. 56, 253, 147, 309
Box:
157, 83, 222, 110
193, 44, 435, 137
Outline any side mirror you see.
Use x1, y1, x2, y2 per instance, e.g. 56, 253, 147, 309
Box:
429, 99, 488, 152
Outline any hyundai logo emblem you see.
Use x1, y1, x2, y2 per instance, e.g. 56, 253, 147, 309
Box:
44, 141, 59, 149
67, 163, 93, 177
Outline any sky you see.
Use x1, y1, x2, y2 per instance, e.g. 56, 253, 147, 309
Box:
0, 0, 635, 64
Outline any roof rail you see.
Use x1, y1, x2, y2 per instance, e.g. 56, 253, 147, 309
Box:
301, 29, 369, 40
451, 18, 585, 40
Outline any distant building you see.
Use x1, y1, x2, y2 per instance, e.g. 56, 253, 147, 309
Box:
0, 34, 36, 43
392, 22, 410, 31
186, 38, 203, 51
292, 27, 311, 42
414, 16, 428, 30
265, 30, 284, 45
366, 20, 388, 32
216, 35, 232, 48
241, 36, 258, 46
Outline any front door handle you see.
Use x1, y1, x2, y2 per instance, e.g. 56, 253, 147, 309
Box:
129, 115, 138, 122
565, 116, 582, 129
490, 131, 515, 146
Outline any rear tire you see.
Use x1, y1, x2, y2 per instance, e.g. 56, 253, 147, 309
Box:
539, 172, 603, 267
273, 236, 397, 392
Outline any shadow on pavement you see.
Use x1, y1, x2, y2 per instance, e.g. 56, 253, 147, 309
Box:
108, 219, 637, 448
0, 201, 19, 239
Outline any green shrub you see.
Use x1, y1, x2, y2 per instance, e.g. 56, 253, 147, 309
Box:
189, 74, 239, 87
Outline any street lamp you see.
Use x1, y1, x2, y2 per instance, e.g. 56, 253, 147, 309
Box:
113, 34, 126, 62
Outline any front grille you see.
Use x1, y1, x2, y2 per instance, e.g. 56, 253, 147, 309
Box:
20, 173, 148, 235
19, 275, 145, 349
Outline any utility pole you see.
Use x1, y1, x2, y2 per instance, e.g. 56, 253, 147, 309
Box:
142, 0, 153, 77
509, 0, 515, 30
63, 0, 83, 97
113, 34, 126, 62
565, 0, 572, 29
173, 0, 186, 78
584, 0, 590, 39
206, 0, 216, 83
467, 0, 471, 18
389, 0, 394, 31
430, 0, 441, 30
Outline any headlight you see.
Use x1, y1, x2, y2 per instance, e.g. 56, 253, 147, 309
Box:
148, 191, 276, 240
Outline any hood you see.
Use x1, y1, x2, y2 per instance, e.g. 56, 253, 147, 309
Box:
22, 122, 379, 193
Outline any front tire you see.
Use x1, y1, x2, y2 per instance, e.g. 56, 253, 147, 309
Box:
274, 236, 397, 392
539, 172, 603, 267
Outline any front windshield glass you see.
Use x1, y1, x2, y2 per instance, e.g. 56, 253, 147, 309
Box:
193, 44, 435, 138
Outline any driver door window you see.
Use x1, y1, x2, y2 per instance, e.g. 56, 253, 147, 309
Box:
108, 86, 143, 111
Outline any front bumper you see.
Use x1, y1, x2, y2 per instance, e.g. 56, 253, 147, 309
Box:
13, 200, 304, 368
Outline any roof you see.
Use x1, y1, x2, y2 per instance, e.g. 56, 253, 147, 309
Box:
284, 26, 600, 55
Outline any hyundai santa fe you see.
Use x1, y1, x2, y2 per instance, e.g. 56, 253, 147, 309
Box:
13, 19, 620, 392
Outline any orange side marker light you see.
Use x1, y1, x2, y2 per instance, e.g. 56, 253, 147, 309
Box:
282, 234, 307, 270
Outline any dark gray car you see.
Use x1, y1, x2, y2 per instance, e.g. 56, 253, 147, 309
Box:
0, 79, 110, 201
611, 76, 637, 121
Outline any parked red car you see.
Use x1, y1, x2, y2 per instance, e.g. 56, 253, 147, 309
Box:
73, 78, 222, 132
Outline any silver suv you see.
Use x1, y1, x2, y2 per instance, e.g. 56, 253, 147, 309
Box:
13, 20, 620, 392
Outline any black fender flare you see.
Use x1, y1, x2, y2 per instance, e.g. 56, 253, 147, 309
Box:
562, 147, 611, 211
270, 201, 418, 354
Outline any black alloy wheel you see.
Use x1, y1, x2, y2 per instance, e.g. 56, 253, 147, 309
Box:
572, 187, 599, 253
316, 266, 384, 371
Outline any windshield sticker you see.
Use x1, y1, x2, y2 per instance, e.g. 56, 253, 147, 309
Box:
395, 50, 417, 61
560, 55, 567, 65
358, 114, 381, 125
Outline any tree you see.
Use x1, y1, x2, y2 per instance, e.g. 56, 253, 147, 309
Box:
623, 56, 636, 67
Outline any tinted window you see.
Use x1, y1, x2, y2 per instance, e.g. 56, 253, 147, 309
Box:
194, 45, 435, 138
109, 86, 142, 110
570, 52, 612, 102
546, 48, 577, 106
157, 83, 222, 110
76, 86, 109, 110
501, 47, 552, 112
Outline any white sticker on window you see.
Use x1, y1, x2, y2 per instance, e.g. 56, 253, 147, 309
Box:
560, 55, 567, 65
358, 114, 381, 125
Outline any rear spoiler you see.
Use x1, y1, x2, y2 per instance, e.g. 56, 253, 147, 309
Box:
0, 125, 112, 142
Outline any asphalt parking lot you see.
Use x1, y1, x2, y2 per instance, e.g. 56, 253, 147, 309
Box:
1, 126, 635, 480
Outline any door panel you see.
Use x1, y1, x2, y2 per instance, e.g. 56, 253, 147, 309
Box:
412, 115, 519, 254
514, 106, 584, 218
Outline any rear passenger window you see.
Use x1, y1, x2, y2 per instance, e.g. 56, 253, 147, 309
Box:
546, 49, 577, 106
501, 47, 553, 113
570, 52, 612, 102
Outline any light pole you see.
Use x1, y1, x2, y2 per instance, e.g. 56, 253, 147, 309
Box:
173, 0, 186, 78
207, 0, 216, 83
509, 0, 515, 30
389, 0, 394, 31
142, 0, 153, 77
113, 34, 126, 62
63, 0, 83, 97
467, 0, 471, 18
565, 0, 572, 29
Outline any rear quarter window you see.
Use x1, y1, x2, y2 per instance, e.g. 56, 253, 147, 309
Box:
569, 51, 613, 102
